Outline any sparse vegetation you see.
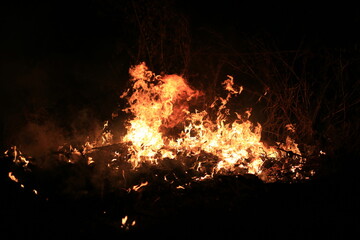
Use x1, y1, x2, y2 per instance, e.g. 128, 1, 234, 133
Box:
1, 1, 360, 238
123, 1, 360, 175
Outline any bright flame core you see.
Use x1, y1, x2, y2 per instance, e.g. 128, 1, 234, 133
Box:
121, 63, 300, 174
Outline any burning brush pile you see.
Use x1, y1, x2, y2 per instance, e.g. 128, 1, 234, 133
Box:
1, 63, 324, 236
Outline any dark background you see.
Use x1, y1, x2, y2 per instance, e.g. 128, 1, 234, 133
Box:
1, 0, 360, 150
1, 1, 360, 238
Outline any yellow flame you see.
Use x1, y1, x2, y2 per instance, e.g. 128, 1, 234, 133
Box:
120, 63, 302, 176
122, 215, 128, 225
122, 62, 201, 166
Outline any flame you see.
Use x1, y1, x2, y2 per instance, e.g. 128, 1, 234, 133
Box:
121, 62, 201, 166
121, 215, 128, 225
0, 62, 315, 234
120, 63, 301, 176
87, 157, 94, 165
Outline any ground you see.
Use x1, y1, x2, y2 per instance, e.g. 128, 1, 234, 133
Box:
1, 154, 358, 239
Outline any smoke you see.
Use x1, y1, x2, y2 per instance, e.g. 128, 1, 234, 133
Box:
11, 108, 103, 160
15, 121, 65, 159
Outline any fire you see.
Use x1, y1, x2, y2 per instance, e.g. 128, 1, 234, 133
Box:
2, 62, 309, 199
121, 62, 201, 166
120, 63, 301, 176
0, 62, 318, 235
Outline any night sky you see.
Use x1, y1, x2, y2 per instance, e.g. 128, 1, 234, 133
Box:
1, 0, 360, 149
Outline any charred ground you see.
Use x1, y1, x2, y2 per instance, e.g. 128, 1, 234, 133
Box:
0, 141, 359, 236
0, 150, 358, 239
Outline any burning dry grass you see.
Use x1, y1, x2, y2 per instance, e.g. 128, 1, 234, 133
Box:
1, 63, 321, 209
1, 57, 357, 236
0, 144, 336, 238
2, 62, 321, 193
228, 43, 360, 155
115, 62, 316, 178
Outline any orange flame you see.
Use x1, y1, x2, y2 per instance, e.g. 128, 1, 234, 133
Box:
121, 63, 301, 176
121, 62, 201, 166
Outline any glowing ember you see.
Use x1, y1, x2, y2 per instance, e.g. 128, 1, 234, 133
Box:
8, 172, 19, 183
121, 215, 136, 230
131, 181, 149, 192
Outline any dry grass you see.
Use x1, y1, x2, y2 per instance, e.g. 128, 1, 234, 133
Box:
126, 0, 360, 171
179, 34, 360, 165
